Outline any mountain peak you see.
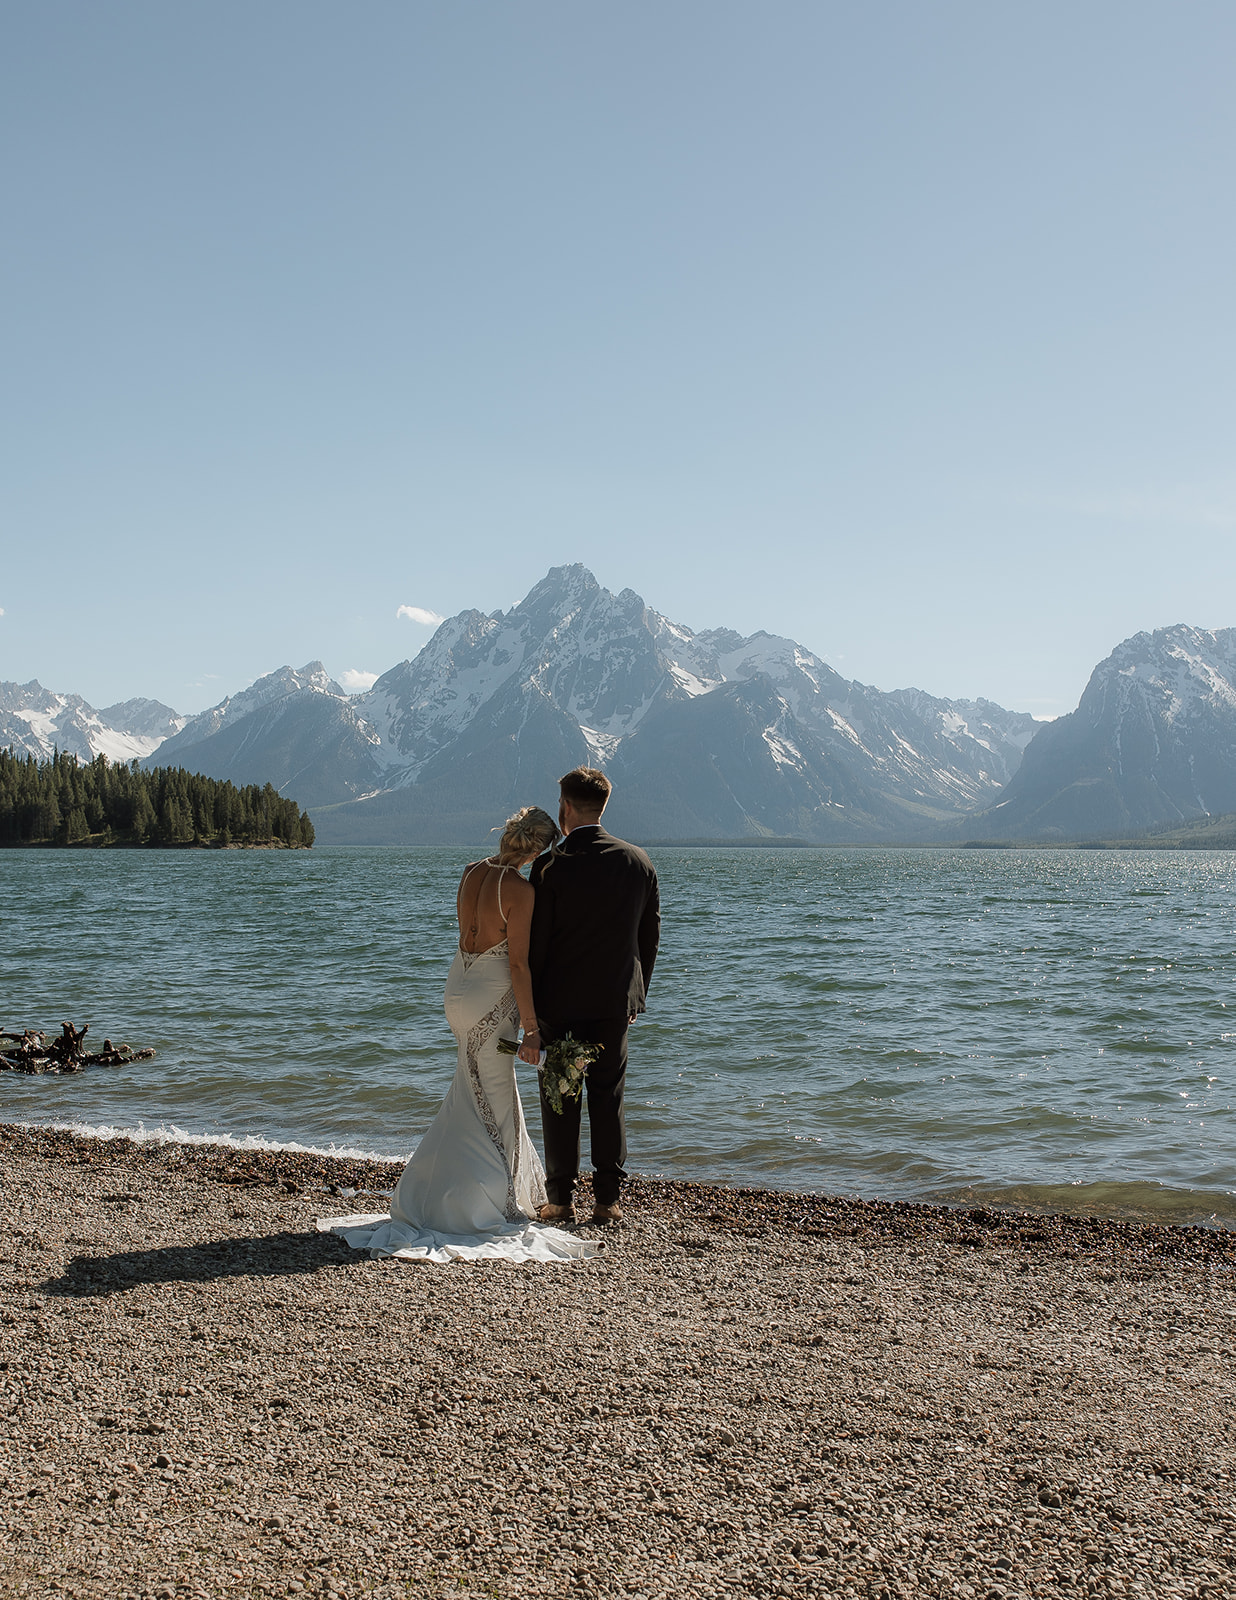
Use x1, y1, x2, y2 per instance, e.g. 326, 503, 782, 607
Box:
1090, 624, 1236, 712
0, 679, 185, 763
513, 564, 604, 619
974, 620, 1236, 838
245, 662, 346, 699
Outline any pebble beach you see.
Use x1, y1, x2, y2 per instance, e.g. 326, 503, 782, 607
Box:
2, 1123, 1234, 1600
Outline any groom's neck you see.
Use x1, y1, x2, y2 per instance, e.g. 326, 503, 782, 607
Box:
560, 800, 605, 835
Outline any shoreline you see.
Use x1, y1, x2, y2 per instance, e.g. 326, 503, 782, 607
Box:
0, 838, 311, 851
2, 1122, 1234, 1600
6, 1114, 1235, 1234
7, 1117, 1236, 1267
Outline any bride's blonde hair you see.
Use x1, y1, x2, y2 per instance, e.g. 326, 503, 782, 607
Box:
496, 805, 560, 862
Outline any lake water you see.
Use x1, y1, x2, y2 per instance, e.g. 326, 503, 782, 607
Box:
2, 846, 1233, 1225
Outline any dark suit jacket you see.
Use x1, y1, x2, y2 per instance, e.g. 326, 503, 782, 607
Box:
528, 825, 660, 1023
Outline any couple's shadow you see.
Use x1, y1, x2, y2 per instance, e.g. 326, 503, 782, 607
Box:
40, 1227, 351, 1299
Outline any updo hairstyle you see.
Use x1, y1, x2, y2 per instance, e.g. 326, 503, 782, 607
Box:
497, 805, 560, 863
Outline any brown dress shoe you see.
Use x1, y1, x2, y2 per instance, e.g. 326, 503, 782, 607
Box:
591, 1202, 623, 1224
539, 1203, 576, 1224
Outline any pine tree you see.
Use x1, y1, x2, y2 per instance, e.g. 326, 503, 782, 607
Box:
0, 750, 314, 849
131, 786, 157, 843
64, 806, 90, 844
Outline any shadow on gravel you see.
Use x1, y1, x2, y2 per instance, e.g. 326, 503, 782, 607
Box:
38, 1230, 351, 1298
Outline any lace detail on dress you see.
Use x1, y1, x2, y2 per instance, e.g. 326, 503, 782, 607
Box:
465, 984, 522, 1222
459, 938, 509, 972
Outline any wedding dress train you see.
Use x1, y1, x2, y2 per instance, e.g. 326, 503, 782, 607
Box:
317, 941, 599, 1264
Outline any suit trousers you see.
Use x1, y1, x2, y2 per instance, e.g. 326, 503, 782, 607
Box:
538, 1016, 629, 1207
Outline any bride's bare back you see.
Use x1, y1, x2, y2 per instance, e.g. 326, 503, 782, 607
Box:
457, 859, 528, 955
456, 853, 539, 1056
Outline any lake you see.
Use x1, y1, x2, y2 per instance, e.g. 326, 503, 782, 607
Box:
2, 845, 1233, 1225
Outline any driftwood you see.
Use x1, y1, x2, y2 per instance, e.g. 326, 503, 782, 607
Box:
0, 1022, 155, 1075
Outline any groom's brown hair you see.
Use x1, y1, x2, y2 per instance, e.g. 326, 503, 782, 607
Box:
559, 766, 612, 813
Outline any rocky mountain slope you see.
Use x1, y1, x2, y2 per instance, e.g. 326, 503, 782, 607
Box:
145, 566, 1039, 843
0, 680, 185, 764
11, 580, 1236, 844
147, 663, 383, 809
966, 624, 1236, 839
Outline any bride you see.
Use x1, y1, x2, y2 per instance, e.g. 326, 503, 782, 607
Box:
318, 807, 600, 1264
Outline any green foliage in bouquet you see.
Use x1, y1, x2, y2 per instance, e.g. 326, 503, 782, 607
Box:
497, 1031, 604, 1114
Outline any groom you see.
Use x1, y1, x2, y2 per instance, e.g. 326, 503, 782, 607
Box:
526, 766, 660, 1225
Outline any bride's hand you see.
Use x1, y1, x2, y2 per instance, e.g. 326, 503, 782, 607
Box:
517, 1028, 541, 1065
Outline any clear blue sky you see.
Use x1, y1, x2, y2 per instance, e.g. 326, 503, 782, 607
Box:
3, 2, 1234, 718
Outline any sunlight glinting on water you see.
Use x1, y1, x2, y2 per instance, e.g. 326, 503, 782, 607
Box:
2, 845, 1233, 1224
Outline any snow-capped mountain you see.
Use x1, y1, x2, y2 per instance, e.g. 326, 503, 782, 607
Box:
159, 662, 346, 748
0, 680, 185, 763
13, 577, 1235, 843
359, 573, 670, 781
140, 566, 1038, 842
969, 624, 1236, 838
148, 662, 383, 808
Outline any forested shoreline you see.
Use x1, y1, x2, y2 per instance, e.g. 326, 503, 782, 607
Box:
0, 750, 314, 848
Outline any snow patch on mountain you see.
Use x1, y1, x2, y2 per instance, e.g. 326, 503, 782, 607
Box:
1104, 624, 1236, 720
969, 623, 1236, 838
0, 680, 186, 763
171, 662, 345, 749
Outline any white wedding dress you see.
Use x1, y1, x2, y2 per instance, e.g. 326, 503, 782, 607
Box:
318, 937, 599, 1264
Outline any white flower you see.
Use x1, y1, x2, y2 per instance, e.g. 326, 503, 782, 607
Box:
558, 1078, 570, 1096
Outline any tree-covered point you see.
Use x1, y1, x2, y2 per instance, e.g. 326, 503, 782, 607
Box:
0, 750, 315, 848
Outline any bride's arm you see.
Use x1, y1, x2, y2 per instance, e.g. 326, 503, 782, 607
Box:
504, 878, 541, 1064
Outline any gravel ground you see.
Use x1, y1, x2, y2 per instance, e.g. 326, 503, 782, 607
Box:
1, 1122, 1234, 1600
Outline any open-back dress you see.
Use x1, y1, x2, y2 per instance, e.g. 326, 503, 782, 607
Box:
317, 865, 599, 1264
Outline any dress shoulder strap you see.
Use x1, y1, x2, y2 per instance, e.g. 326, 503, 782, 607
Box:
496, 865, 510, 925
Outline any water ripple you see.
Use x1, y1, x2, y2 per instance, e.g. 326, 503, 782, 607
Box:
2, 844, 1234, 1224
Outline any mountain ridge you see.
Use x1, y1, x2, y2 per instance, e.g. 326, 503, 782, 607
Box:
0, 680, 186, 764
145, 565, 1040, 843
8, 573, 1235, 845
965, 623, 1236, 839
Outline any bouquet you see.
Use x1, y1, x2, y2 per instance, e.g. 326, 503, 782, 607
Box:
498, 1031, 604, 1115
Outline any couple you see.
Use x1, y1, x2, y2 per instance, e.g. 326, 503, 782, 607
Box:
319, 767, 661, 1264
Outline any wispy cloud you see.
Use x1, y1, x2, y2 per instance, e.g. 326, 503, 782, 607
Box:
397, 604, 445, 627
340, 668, 378, 692
0, 606, 5, 617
